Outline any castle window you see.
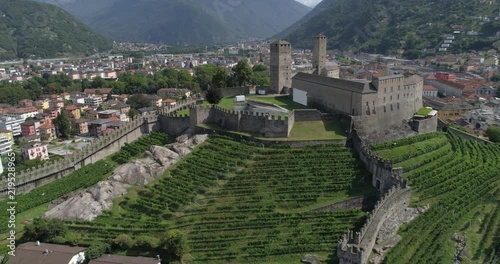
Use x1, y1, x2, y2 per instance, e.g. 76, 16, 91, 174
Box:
391, 105, 393, 111
397, 103, 400, 109
390, 96, 392, 101
383, 97, 386, 103
384, 88, 386, 93
397, 94, 400, 100
373, 101, 375, 106
384, 106, 386, 112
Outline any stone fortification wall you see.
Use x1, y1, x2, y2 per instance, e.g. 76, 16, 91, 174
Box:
410, 115, 438, 134
185, 106, 292, 138
0, 101, 195, 198
313, 193, 376, 212
337, 186, 411, 264
437, 118, 493, 145
293, 109, 323, 122
337, 130, 411, 264
221, 86, 250, 97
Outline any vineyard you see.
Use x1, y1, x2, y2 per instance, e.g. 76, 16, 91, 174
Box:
0, 132, 172, 254
62, 136, 374, 263
372, 132, 500, 263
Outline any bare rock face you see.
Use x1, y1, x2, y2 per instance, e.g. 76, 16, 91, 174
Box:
43, 133, 208, 221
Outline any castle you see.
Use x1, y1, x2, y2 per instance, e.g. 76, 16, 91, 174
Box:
269, 35, 424, 132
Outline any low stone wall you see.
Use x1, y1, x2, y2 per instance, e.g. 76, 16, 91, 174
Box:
293, 109, 323, 122
410, 115, 438, 134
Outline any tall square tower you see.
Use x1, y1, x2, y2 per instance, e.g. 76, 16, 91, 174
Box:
313, 34, 327, 76
270, 40, 292, 94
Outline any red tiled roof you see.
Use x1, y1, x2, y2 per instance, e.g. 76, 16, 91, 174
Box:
423, 85, 438, 91
434, 79, 466, 90
84, 88, 112, 95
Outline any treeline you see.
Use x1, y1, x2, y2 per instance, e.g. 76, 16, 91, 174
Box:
0, 59, 269, 105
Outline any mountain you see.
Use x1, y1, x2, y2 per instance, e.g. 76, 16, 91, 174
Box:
278, 0, 500, 57
35, 0, 311, 44
0, 0, 112, 60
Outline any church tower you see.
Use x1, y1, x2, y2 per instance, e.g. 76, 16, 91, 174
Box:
270, 40, 292, 94
313, 34, 327, 75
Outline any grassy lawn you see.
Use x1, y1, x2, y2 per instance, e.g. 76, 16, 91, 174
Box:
415, 107, 433, 116
289, 120, 346, 140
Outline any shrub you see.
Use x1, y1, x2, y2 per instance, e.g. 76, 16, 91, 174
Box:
135, 235, 159, 249
112, 234, 134, 249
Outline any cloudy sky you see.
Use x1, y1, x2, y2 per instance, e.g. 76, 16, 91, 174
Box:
296, 0, 322, 7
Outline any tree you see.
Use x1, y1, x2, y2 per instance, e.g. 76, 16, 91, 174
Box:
194, 64, 218, 90
128, 108, 140, 119
112, 234, 134, 249
55, 111, 71, 139
85, 243, 110, 261
161, 231, 190, 263
135, 235, 159, 249
127, 94, 152, 110
23, 218, 67, 242
486, 126, 500, 143
491, 74, 500, 82
233, 59, 253, 86
212, 67, 229, 88
206, 86, 223, 105
106, 93, 113, 101
91, 77, 106, 88
252, 64, 267, 72
253, 71, 270, 86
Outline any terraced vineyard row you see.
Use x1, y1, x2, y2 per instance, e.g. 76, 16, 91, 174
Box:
65, 136, 374, 263
373, 132, 500, 263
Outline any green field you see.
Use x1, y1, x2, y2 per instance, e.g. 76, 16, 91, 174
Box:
59, 136, 374, 263
289, 121, 346, 140
372, 132, 500, 263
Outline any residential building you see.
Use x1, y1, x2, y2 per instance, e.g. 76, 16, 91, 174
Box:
35, 100, 50, 110
475, 86, 497, 96
88, 119, 110, 136
19, 99, 34, 107
43, 108, 59, 119
49, 100, 65, 109
21, 120, 41, 137
424, 97, 479, 119
423, 85, 439, 97
0, 136, 13, 155
6, 242, 86, 264
97, 110, 120, 119
70, 119, 89, 135
435, 72, 457, 81
85, 110, 100, 120
163, 99, 177, 106
0, 129, 14, 144
40, 123, 56, 141
143, 94, 163, 107
84, 88, 112, 97
63, 105, 81, 119
21, 142, 49, 160
6, 106, 40, 121
157, 88, 191, 98
100, 100, 130, 114
89, 255, 159, 264
0, 116, 24, 136
84, 96, 103, 107
427, 78, 465, 97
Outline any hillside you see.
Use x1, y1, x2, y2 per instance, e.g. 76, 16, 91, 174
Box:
0, 0, 112, 60
36, 0, 311, 44
278, 0, 500, 57
373, 132, 500, 263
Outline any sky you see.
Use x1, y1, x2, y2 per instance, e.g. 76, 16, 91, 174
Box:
295, 0, 322, 7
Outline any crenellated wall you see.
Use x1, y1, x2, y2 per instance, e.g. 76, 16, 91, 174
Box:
161, 105, 293, 138
337, 129, 411, 264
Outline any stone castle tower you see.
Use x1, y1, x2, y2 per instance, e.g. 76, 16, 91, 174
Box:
313, 34, 327, 76
270, 40, 292, 94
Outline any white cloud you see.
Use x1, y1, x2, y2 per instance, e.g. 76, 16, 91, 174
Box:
295, 0, 322, 7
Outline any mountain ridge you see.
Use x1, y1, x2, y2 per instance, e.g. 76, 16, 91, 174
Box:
0, 0, 112, 60
36, 0, 311, 44
277, 0, 500, 57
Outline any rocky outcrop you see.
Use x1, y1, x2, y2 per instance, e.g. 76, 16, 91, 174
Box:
43, 134, 208, 221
